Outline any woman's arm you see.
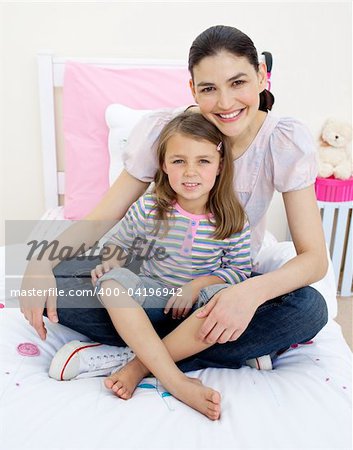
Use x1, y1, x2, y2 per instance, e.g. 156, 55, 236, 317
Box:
49, 170, 149, 268
197, 186, 328, 344
21, 170, 149, 340
280, 185, 328, 282
241, 185, 328, 303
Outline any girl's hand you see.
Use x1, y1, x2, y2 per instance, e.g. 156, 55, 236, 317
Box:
164, 281, 200, 320
91, 261, 119, 285
196, 284, 258, 344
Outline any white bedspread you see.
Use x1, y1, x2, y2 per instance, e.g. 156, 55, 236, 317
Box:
1, 234, 352, 449
0, 309, 351, 449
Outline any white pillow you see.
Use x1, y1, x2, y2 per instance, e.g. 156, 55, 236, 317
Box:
105, 104, 152, 185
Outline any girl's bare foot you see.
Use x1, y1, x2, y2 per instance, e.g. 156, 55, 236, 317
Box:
105, 361, 221, 420
104, 357, 148, 399
169, 377, 221, 421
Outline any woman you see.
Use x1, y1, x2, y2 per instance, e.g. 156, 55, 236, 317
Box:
21, 25, 328, 375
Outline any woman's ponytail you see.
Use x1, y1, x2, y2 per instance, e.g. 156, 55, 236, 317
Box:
259, 89, 275, 112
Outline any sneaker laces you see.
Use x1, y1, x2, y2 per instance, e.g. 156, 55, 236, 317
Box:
75, 347, 135, 379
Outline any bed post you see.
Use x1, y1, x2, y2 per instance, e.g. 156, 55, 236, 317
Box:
37, 51, 59, 209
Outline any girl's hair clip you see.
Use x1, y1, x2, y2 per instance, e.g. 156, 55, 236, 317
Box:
216, 142, 223, 152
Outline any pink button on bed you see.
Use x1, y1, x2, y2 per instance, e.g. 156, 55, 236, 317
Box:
17, 343, 40, 357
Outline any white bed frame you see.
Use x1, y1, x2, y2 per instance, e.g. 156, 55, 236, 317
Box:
36, 51, 352, 296
318, 201, 352, 296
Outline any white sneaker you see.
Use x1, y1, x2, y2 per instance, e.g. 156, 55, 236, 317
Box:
48, 340, 135, 381
245, 354, 273, 370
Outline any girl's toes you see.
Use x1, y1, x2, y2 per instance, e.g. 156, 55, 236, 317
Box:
206, 390, 221, 419
207, 402, 219, 412
112, 388, 119, 396
120, 388, 131, 400
208, 402, 221, 415
116, 384, 129, 398
104, 378, 114, 389
117, 385, 126, 396
209, 409, 220, 420
112, 381, 123, 393
209, 390, 221, 405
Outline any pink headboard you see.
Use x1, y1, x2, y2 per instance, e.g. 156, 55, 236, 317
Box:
63, 61, 194, 219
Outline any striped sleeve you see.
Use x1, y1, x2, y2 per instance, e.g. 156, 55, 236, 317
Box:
104, 196, 146, 251
211, 223, 252, 284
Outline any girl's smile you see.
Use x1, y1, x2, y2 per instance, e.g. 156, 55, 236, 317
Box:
182, 182, 201, 191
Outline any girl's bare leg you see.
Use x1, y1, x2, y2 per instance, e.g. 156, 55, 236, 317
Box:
100, 281, 220, 420
106, 307, 213, 397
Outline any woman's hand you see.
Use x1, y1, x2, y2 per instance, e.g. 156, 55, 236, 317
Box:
164, 280, 200, 320
196, 283, 258, 344
20, 261, 58, 341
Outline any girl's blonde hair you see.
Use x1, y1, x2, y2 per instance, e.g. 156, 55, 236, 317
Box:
152, 112, 246, 240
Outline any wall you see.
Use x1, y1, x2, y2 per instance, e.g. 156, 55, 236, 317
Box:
1, 1, 352, 245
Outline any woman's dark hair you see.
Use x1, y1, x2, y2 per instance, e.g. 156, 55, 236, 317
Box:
188, 25, 274, 112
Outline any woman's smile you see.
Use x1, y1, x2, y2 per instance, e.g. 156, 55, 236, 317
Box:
214, 107, 246, 123
190, 51, 266, 143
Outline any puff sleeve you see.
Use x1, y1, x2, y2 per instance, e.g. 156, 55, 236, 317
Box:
267, 118, 318, 192
122, 107, 185, 182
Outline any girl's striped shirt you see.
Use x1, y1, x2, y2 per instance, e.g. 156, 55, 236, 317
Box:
105, 193, 251, 287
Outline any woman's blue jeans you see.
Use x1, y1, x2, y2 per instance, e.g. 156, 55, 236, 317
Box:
47, 256, 328, 372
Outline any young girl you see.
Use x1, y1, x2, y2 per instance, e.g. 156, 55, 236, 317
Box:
51, 112, 251, 420
22, 25, 327, 389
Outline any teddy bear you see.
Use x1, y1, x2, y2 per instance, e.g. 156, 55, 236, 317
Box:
317, 118, 353, 180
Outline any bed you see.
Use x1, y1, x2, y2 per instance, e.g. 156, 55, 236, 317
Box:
0, 53, 351, 450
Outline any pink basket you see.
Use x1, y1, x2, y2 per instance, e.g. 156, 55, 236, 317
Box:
315, 176, 353, 202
